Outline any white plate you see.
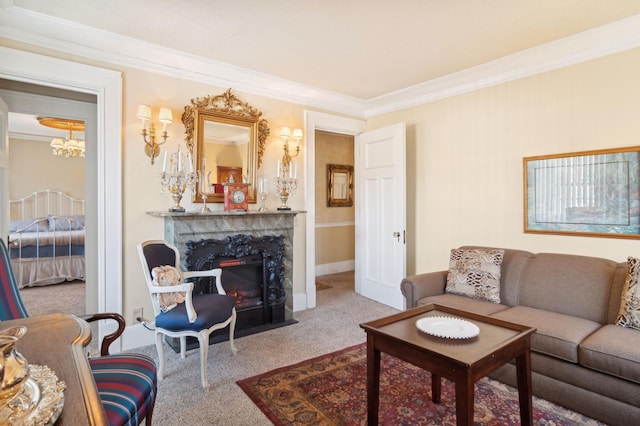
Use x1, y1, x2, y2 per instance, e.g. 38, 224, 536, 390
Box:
416, 316, 480, 339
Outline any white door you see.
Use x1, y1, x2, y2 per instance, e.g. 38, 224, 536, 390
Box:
0, 96, 8, 244
355, 123, 406, 310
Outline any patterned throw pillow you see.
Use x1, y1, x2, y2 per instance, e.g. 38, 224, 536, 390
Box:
616, 256, 640, 330
446, 248, 505, 304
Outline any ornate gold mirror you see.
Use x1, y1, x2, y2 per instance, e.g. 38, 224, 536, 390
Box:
182, 89, 269, 204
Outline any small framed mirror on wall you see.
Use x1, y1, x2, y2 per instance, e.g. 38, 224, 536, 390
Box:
182, 89, 270, 203
327, 164, 353, 207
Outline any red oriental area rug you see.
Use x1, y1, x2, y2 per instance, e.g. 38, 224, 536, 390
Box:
237, 343, 607, 425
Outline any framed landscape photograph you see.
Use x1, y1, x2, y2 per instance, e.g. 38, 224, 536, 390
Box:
524, 146, 640, 239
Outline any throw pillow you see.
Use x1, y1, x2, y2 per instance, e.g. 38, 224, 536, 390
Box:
616, 256, 640, 331
151, 265, 186, 312
446, 248, 505, 304
9, 217, 49, 233
48, 215, 85, 231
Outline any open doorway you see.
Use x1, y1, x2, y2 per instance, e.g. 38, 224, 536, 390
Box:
314, 130, 355, 297
1, 80, 96, 316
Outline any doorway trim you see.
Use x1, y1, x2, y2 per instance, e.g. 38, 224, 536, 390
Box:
0, 47, 123, 340
303, 111, 366, 309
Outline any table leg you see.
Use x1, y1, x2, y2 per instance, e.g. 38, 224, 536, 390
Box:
455, 376, 474, 426
515, 347, 533, 426
431, 373, 441, 403
367, 336, 381, 426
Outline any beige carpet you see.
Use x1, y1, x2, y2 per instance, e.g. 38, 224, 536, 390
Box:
18, 280, 86, 317
129, 270, 402, 425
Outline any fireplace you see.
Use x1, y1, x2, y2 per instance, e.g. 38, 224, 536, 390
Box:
163, 234, 295, 351
147, 210, 300, 351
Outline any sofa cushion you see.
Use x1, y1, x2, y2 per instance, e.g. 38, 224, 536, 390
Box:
416, 293, 510, 317
580, 324, 640, 384
518, 253, 616, 324
616, 256, 640, 330
446, 248, 504, 303
491, 306, 601, 363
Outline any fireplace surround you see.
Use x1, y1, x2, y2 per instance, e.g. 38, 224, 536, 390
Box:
147, 210, 300, 349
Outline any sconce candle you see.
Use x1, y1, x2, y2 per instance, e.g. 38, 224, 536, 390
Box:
137, 104, 172, 165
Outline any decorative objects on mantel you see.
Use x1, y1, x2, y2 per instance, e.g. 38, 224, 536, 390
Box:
158, 147, 198, 212
275, 126, 302, 210
137, 104, 173, 165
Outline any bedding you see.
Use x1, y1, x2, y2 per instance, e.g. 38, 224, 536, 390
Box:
8, 191, 86, 288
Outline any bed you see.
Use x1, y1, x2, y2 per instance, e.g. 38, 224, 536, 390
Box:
8, 190, 86, 288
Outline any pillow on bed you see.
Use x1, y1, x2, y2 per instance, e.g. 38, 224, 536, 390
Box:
9, 217, 50, 233
48, 215, 85, 231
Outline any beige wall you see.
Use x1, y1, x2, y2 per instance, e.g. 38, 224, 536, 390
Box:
315, 131, 354, 266
367, 47, 640, 276
9, 138, 85, 201
5, 38, 640, 324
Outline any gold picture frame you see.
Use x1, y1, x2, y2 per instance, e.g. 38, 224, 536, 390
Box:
327, 164, 353, 207
524, 146, 640, 239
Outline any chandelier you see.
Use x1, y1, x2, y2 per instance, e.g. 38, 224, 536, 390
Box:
37, 116, 85, 158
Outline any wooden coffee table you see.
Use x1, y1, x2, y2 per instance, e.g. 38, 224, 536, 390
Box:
360, 303, 536, 426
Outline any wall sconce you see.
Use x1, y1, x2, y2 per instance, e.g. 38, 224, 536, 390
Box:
137, 104, 172, 165
275, 126, 302, 210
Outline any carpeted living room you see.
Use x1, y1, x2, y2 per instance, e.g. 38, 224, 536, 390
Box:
18, 272, 607, 425
3, 2, 640, 426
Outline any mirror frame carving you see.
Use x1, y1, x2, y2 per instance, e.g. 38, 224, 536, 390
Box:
182, 89, 270, 203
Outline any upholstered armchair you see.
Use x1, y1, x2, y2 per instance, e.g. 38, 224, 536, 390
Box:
0, 239, 157, 426
137, 240, 238, 390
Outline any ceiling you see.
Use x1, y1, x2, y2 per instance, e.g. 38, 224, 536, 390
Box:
2, 1, 640, 116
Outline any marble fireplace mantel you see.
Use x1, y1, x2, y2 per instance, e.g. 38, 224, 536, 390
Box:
146, 210, 303, 318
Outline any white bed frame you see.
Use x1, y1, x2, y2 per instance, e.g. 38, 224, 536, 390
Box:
9, 190, 86, 288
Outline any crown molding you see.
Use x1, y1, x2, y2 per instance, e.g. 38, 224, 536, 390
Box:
2, 1, 640, 118
364, 13, 640, 117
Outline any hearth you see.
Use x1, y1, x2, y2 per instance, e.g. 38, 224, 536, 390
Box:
164, 234, 296, 352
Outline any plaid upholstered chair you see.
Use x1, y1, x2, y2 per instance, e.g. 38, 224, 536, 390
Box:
137, 240, 238, 390
0, 239, 157, 426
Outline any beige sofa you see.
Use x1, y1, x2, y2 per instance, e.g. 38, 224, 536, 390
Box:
400, 246, 640, 426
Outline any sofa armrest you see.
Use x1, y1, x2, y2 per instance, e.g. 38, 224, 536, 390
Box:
400, 270, 448, 308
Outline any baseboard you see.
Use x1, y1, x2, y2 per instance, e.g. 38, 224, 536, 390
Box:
315, 260, 354, 276
293, 292, 307, 312
120, 322, 156, 351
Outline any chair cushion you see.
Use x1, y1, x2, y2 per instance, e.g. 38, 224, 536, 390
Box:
616, 256, 640, 330
90, 353, 157, 426
446, 248, 504, 303
155, 293, 236, 332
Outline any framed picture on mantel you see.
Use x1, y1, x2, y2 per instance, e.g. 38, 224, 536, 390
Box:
524, 146, 640, 239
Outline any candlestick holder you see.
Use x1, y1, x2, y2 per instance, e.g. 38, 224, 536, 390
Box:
274, 176, 297, 210
159, 148, 197, 212
197, 169, 212, 212
258, 177, 269, 211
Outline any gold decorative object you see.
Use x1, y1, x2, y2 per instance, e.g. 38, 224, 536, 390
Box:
182, 88, 269, 168
37, 116, 85, 158
274, 127, 302, 210
0, 364, 66, 426
136, 105, 173, 165
0, 326, 30, 407
159, 147, 198, 212
182, 89, 269, 205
